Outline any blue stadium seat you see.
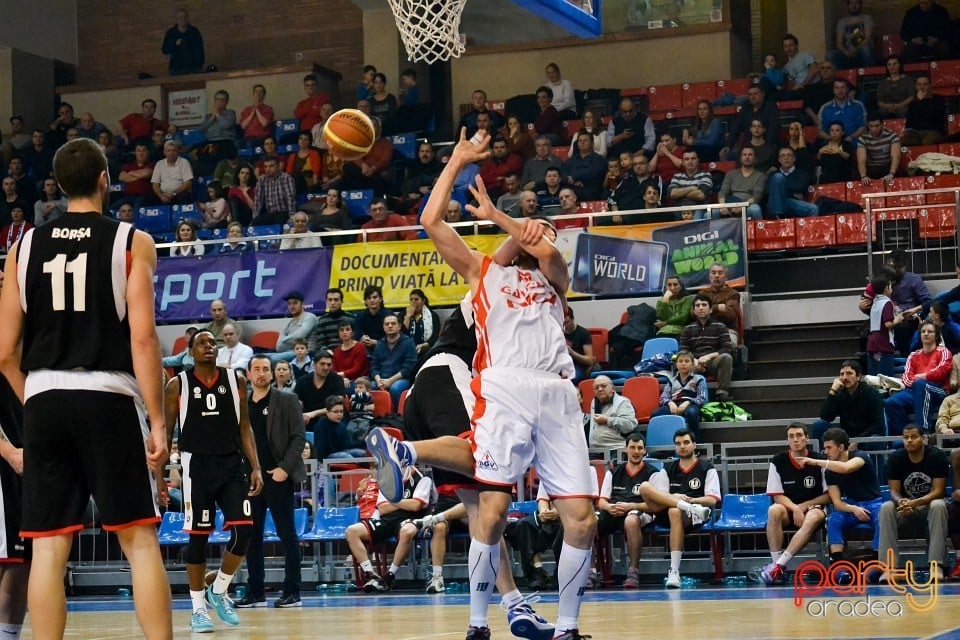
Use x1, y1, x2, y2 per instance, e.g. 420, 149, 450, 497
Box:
294, 508, 309, 538
152, 232, 176, 244
157, 511, 188, 545
275, 119, 299, 145
710, 494, 769, 530
209, 510, 230, 544
180, 128, 207, 149
342, 189, 374, 221
193, 175, 215, 202
238, 147, 255, 159
172, 203, 203, 226
389, 133, 417, 161
641, 337, 679, 361
509, 501, 538, 516
301, 507, 360, 542
645, 414, 686, 448
263, 509, 279, 543
248, 225, 282, 237
280, 144, 298, 155
136, 205, 172, 234
196, 229, 213, 240
109, 182, 124, 194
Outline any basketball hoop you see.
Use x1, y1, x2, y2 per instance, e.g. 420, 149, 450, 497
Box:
387, 0, 468, 64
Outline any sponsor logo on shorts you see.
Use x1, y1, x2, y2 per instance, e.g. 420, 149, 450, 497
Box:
477, 451, 499, 471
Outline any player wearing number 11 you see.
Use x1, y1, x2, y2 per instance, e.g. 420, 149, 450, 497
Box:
0, 138, 173, 639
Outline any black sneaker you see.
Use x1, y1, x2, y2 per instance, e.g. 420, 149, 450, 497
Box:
233, 593, 267, 608
274, 593, 302, 608
383, 571, 396, 590
465, 626, 491, 640
363, 572, 389, 593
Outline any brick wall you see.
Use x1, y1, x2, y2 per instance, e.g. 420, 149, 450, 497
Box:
75, 1, 364, 90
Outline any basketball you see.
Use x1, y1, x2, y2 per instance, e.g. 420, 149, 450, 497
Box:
322, 109, 376, 161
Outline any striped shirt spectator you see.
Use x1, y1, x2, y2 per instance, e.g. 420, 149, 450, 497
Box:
252, 157, 296, 225
857, 119, 900, 182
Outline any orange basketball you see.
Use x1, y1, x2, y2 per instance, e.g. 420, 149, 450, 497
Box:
322, 109, 376, 161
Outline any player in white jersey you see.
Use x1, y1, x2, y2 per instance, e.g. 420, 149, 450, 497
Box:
369, 129, 595, 640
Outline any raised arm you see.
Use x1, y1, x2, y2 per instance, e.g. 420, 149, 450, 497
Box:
420, 128, 489, 284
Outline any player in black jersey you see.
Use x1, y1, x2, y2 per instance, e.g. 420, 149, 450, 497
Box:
639, 428, 720, 588
0, 367, 28, 640
596, 432, 657, 588
0, 138, 172, 639
751, 423, 829, 585
163, 330, 262, 633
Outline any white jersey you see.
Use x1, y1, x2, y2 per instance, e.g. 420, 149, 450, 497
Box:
472, 256, 574, 378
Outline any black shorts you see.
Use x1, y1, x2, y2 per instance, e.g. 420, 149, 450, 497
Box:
181, 451, 252, 534
0, 457, 29, 562
366, 515, 409, 544
403, 365, 474, 488
597, 511, 627, 537
22, 390, 159, 536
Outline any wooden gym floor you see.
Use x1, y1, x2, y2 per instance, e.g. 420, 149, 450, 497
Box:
32, 584, 960, 639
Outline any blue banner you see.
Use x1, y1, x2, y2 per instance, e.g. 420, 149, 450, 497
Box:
571, 234, 670, 295
154, 248, 333, 322
651, 218, 745, 289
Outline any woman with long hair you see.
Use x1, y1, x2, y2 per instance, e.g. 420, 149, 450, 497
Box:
655, 276, 694, 336
875, 54, 913, 119
402, 289, 440, 354
500, 114, 535, 160
682, 100, 723, 161
568, 108, 607, 158
227, 164, 257, 226
286, 131, 322, 195
169, 220, 205, 257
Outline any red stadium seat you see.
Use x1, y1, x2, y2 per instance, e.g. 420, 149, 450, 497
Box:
924, 174, 960, 204
397, 389, 409, 415
621, 377, 660, 424
885, 176, 926, 208
564, 119, 584, 141
171, 335, 188, 356
554, 146, 570, 161
810, 182, 846, 202
846, 180, 885, 210
899, 145, 939, 174
948, 114, 960, 138
880, 33, 903, 57
681, 82, 717, 108
882, 118, 906, 137
369, 390, 392, 417
752, 219, 796, 251
647, 84, 684, 112
931, 60, 960, 88
250, 330, 279, 351
587, 327, 609, 367
579, 200, 609, 214
835, 213, 873, 246
620, 87, 648, 97
578, 379, 595, 414
795, 217, 836, 249
939, 143, 960, 158
918, 205, 957, 239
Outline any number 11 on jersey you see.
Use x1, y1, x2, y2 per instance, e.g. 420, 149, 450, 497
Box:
43, 253, 88, 311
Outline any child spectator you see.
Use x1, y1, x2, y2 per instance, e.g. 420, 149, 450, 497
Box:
867, 276, 901, 376
313, 396, 367, 461
761, 53, 786, 96
273, 360, 296, 390
289, 338, 313, 378
651, 350, 708, 437
351, 376, 376, 415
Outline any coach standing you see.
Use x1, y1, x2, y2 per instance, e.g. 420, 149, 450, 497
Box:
236, 355, 306, 608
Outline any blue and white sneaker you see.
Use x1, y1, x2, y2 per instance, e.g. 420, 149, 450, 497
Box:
501, 594, 554, 640
190, 609, 215, 633
366, 427, 413, 502
205, 585, 239, 626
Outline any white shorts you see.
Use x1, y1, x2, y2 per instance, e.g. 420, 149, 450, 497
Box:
470, 368, 594, 499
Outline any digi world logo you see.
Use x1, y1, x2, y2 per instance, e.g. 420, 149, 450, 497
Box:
794, 551, 938, 617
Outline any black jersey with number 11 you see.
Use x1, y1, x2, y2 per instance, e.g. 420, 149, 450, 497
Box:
17, 213, 135, 374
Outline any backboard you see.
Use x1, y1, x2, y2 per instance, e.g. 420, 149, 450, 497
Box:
511, 0, 603, 38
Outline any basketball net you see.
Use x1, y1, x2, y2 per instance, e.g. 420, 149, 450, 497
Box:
387, 0, 468, 64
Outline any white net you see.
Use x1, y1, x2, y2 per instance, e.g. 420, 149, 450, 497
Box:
387, 0, 468, 64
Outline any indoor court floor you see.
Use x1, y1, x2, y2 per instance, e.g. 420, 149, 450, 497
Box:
35, 583, 960, 639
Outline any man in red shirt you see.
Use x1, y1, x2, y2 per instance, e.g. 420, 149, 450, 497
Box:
118, 99, 170, 148
294, 74, 331, 133
479, 137, 523, 200
117, 142, 156, 208
361, 198, 416, 242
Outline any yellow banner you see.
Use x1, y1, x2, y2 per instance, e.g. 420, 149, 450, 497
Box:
330, 236, 506, 311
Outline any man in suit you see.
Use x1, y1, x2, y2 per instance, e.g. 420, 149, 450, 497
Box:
235, 355, 307, 608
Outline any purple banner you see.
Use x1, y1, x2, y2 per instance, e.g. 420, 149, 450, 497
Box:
154, 248, 333, 322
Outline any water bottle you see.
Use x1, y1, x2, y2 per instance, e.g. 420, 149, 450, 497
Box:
723, 575, 748, 586
235, 585, 247, 599
680, 576, 699, 588
316, 583, 329, 592
116, 587, 131, 598
446, 581, 461, 593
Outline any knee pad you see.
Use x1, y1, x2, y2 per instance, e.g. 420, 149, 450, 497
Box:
186, 534, 209, 565
226, 524, 252, 557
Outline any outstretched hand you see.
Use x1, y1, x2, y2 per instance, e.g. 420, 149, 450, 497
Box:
466, 175, 498, 221
451, 127, 491, 165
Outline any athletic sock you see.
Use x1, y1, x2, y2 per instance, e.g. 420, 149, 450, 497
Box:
404, 441, 419, 465
501, 589, 524, 610
770, 550, 782, 564
432, 565, 443, 578
190, 589, 206, 613
670, 550, 682, 573
555, 542, 591, 633
533, 560, 544, 569
468, 539, 499, 628
0, 624, 22, 639
360, 560, 375, 574
777, 551, 793, 567
676, 500, 692, 513
389, 563, 401, 576
212, 569, 234, 595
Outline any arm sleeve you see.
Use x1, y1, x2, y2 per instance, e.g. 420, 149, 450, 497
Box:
704, 468, 721, 502
765, 462, 784, 495
650, 469, 669, 493
600, 471, 613, 500
926, 347, 953, 385
412, 477, 434, 504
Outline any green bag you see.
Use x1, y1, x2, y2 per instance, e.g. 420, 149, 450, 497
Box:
699, 401, 751, 422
